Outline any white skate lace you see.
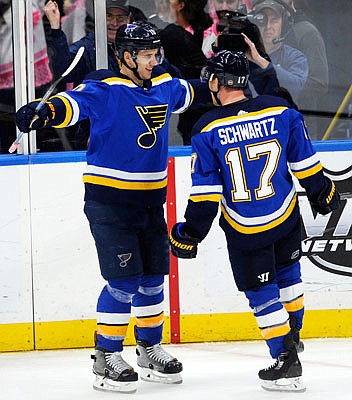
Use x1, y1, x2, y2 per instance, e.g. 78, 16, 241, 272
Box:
105, 352, 132, 373
264, 354, 286, 371
146, 344, 175, 365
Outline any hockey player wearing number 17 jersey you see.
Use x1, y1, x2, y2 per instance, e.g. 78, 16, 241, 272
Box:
170, 50, 340, 393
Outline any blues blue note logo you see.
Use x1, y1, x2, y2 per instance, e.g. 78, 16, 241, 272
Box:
135, 104, 168, 149
117, 253, 132, 268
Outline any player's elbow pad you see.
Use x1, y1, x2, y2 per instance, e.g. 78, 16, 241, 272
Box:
310, 180, 340, 215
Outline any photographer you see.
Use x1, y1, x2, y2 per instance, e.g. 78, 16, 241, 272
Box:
250, 0, 308, 103
213, 10, 284, 99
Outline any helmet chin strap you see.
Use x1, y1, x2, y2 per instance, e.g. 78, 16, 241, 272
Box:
122, 57, 143, 81
122, 56, 152, 89
210, 83, 222, 106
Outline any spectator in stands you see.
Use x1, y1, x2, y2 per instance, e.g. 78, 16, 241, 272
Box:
43, 0, 132, 149
146, 0, 171, 29
44, 0, 131, 84
282, 0, 329, 138
212, 0, 242, 14
0, 0, 53, 153
211, 10, 289, 103
251, 0, 308, 103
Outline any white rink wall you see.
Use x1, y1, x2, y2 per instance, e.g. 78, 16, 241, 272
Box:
0, 145, 351, 351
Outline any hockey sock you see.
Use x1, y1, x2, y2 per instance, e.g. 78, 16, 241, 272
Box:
277, 261, 304, 330
96, 276, 141, 352
245, 282, 291, 358
132, 275, 164, 345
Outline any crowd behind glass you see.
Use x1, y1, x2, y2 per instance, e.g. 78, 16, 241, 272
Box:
0, 0, 351, 154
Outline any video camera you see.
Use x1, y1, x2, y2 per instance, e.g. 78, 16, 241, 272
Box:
213, 7, 267, 57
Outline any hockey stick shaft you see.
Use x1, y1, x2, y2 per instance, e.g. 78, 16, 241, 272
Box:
9, 46, 85, 153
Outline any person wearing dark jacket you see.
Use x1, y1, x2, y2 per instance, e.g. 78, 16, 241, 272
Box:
44, 0, 131, 85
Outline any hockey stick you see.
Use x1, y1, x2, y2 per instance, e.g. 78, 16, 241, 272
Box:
9, 46, 85, 153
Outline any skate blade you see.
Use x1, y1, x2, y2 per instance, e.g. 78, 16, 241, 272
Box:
140, 368, 183, 384
261, 376, 306, 393
93, 375, 137, 393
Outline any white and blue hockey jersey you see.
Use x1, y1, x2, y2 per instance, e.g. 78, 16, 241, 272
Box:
183, 95, 330, 249
49, 69, 194, 205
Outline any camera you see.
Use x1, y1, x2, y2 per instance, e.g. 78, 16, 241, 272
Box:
214, 10, 267, 57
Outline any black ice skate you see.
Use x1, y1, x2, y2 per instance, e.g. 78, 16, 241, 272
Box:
259, 346, 306, 392
136, 340, 183, 384
91, 348, 138, 393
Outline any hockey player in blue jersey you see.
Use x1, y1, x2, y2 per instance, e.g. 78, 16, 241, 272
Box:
15, 22, 197, 393
170, 50, 340, 392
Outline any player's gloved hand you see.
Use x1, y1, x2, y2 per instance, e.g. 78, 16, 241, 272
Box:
169, 222, 200, 259
16, 101, 52, 133
310, 180, 340, 215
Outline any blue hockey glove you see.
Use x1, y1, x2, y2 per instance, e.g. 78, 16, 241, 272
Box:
16, 101, 52, 133
170, 223, 200, 259
310, 180, 340, 215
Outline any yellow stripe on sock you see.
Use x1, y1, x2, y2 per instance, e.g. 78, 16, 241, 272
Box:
261, 321, 291, 340
97, 324, 128, 337
135, 312, 164, 328
283, 295, 304, 313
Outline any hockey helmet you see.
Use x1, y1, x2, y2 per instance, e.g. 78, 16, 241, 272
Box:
115, 22, 163, 62
201, 50, 249, 88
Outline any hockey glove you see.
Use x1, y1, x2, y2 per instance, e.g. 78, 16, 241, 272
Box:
16, 101, 53, 133
310, 180, 340, 215
170, 223, 200, 259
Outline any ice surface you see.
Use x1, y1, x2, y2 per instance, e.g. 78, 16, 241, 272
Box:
0, 339, 351, 400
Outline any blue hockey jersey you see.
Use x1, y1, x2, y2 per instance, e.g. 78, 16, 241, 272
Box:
183, 95, 329, 249
49, 69, 194, 206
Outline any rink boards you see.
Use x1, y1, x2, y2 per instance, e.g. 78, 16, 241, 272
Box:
0, 142, 351, 352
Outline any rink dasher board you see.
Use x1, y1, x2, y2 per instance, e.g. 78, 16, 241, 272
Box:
0, 142, 351, 351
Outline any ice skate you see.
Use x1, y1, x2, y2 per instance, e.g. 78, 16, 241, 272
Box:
259, 347, 306, 392
91, 348, 138, 393
136, 340, 183, 384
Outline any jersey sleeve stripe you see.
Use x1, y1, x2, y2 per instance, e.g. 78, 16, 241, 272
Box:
289, 153, 320, 171
173, 79, 194, 114
189, 194, 222, 202
190, 184, 223, 194
291, 162, 323, 179
51, 93, 79, 127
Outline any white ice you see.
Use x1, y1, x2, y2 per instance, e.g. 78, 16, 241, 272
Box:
1, 339, 351, 400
